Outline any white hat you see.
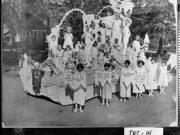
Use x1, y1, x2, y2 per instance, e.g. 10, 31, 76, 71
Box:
144, 34, 150, 44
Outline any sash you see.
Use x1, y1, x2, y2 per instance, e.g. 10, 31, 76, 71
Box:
95, 71, 112, 88
64, 72, 87, 92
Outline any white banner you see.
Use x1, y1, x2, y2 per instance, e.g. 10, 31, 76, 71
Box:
121, 70, 135, 87
134, 72, 147, 85
83, 14, 94, 26
64, 72, 86, 91
95, 71, 112, 87
124, 128, 163, 135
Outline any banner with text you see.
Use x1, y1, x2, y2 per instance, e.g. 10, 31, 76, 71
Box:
64, 72, 86, 92
95, 71, 112, 87
124, 128, 163, 135
134, 71, 147, 86
121, 69, 135, 87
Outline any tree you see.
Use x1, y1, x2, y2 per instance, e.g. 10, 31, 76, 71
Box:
131, 0, 176, 54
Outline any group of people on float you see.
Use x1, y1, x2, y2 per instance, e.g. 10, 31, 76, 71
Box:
28, 11, 169, 113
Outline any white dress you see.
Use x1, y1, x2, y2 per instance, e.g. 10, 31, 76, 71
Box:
73, 71, 86, 106
112, 19, 123, 44
132, 40, 141, 57
158, 66, 168, 87
147, 63, 158, 90
120, 67, 134, 97
122, 17, 132, 55
133, 66, 147, 93
63, 33, 74, 50
84, 45, 92, 66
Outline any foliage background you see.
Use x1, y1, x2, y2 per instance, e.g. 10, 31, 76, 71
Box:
2, 0, 176, 51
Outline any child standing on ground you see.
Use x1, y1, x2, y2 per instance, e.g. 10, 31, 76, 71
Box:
157, 61, 168, 94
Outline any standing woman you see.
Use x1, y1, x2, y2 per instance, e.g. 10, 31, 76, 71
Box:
122, 15, 132, 56
133, 60, 147, 99
132, 35, 141, 69
73, 63, 87, 113
157, 61, 168, 94
101, 63, 112, 106
112, 14, 123, 45
126, 43, 134, 69
63, 26, 74, 51
120, 60, 134, 102
146, 58, 158, 97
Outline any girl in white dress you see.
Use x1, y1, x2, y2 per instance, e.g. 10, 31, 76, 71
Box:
146, 58, 158, 97
120, 60, 134, 102
63, 27, 74, 50
73, 63, 87, 113
101, 63, 112, 106
157, 61, 168, 94
133, 60, 147, 99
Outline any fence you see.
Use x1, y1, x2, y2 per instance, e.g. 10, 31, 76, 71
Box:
20, 30, 47, 43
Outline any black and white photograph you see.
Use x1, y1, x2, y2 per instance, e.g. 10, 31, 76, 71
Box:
2, 0, 178, 127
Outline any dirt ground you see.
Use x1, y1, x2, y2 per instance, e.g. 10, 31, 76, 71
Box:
2, 68, 176, 127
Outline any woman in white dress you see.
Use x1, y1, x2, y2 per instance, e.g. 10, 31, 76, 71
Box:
126, 44, 135, 69
101, 63, 112, 106
73, 63, 87, 113
133, 60, 147, 99
120, 60, 134, 102
157, 61, 168, 94
112, 14, 123, 45
63, 27, 74, 50
122, 16, 132, 56
146, 58, 158, 97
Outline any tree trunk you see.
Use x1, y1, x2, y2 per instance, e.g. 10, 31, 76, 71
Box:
157, 37, 163, 56
47, 16, 50, 34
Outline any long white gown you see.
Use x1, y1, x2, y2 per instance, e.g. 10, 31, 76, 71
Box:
158, 66, 168, 87
122, 26, 131, 55
112, 18, 123, 45
122, 17, 132, 55
84, 45, 92, 67
133, 66, 147, 94
63, 33, 74, 50
147, 63, 158, 90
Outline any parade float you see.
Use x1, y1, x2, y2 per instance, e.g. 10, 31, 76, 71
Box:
19, 0, 152, 105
